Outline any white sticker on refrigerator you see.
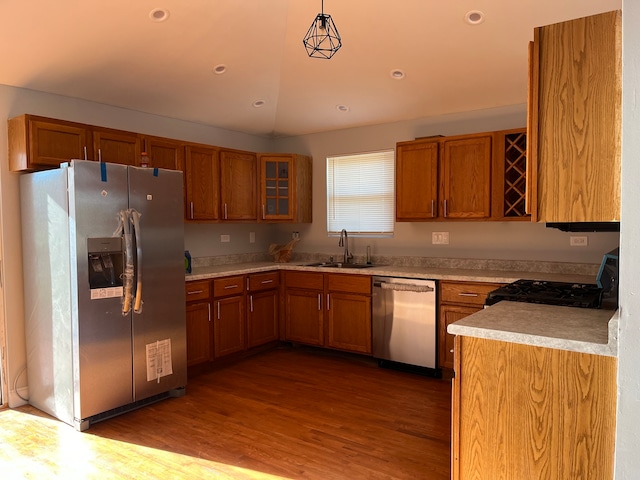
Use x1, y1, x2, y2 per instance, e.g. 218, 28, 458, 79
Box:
90, 286, 124, 300
146, 339, 173, 382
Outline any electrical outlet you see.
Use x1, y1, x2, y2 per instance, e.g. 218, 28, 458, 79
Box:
570, 236, 588, 247
432, 232, 450, 245
292, 231, 300, 240
249, 232, 255, 243
220, 234, 230, 243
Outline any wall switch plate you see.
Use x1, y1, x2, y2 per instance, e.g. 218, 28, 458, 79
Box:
220, 234, 230, 243
249, 232, 255, 243
432, 232, 450, 245
570, 235, 588, 247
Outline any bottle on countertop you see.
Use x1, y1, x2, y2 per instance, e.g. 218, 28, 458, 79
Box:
140, 152, 150, 168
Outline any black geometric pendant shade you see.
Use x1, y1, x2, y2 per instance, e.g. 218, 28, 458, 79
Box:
303, 1, 342, 59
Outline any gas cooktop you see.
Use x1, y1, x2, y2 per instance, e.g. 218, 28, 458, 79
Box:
485, 279, 603, 308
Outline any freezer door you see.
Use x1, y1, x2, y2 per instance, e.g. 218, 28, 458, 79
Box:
69, 161, 133, 420
128, 166, 187, 401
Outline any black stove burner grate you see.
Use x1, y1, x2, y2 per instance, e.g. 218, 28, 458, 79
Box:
485, 279, 603, 308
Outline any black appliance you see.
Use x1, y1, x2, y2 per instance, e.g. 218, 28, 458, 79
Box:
485, 279, 603, 308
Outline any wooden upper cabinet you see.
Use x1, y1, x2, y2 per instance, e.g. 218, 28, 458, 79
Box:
143, 136, 184, 171
219, 149, 258, 221
8, 114, 91, 171
396, 140, 439, 220
258, 153, 312, 223
441, 135, 492, 219
528, 10, 621, 222
92, 127, 142, 165
184, 144, 220, 221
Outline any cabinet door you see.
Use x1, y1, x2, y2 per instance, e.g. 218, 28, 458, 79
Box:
214, 296, 245, 358
186, 302, 212, 366
530, 11, 621, 222
247, 289, 279, 348
220, 149, 257, 220
285, 289, 324, 346
92, 128, 142, 165
8, 115, 92, 171
438, 304, 480, 370
326, 292, 372, 354
144, 136, 183, 170
184, 144, 220, 221
260, 155, 294, 221
396, 140, 439, 220
454, 337, 617, 479
441, 136, 492, 219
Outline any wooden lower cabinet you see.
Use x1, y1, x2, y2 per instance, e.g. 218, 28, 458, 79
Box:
438, 281, 503, 369
285, 280, 324, 346
284, 271, 372, 354
213, 275, 246, 358
246, 271, 280, 348
452, 336, 617, 480
185, 280, 213, 367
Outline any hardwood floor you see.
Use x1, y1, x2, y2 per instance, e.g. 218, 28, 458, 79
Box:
0, 346, 452, 479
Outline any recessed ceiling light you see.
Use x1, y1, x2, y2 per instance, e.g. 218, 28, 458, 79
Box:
465, 10, 485, 25
149, 8, 170, 22
252, 100, 266, 108
390, 69, 405, 80
336, 105, 350, 112
212, 64, 227, 75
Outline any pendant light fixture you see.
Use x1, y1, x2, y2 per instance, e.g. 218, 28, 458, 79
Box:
303, 0, 342, 59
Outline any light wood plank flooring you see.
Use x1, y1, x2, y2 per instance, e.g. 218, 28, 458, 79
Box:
0, 346, 451, 479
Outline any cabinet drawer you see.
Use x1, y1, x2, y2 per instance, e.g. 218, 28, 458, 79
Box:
213, 275, 245, 297
185, 280, 210, 302
248, 271, 280, 292
327, 274, 371, 295
284, 271, 324, 290
440, 281, 503, 306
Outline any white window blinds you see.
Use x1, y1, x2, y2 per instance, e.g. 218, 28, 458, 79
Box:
326, 150, 395, 235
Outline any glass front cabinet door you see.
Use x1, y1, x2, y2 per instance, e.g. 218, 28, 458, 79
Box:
258, 153, 313, 223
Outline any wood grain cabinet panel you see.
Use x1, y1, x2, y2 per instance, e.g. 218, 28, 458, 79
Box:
8, 114, 91, 171
246, 271, 280, 348
143, 136, 184, 170
258, 153, 313, 223
185, 280, 213, 367
528, 10, 621, 222
220, 149, 258, 221
438, 281, 503, 369
452, 336, 617, 480
184, 144, 220, 221
441, 135, 492, 219
92, 127, 141, 165
395, 140, 439, 220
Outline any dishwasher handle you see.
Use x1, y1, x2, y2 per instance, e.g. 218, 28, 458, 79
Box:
374, 281, 434, 293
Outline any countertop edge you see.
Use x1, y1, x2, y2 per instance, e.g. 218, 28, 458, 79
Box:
185, 262, 597, 285
448, 303, 619, 357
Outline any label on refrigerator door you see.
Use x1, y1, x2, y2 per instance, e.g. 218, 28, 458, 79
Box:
146, 339, 173, 382
90, 286, 124, 300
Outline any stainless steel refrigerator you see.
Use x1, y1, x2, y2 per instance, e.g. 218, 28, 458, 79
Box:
20, 160, 187, 431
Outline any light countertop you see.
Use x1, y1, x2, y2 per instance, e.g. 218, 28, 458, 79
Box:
447, 301, 618, 357
186, 261, 597, 285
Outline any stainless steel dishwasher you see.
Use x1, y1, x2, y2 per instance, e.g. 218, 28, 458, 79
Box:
372, 276, 437, 370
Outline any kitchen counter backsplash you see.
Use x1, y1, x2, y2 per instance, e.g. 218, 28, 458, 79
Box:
192, 251, 600, 277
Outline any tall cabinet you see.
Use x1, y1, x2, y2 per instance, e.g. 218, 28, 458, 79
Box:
527, 10, 621, 222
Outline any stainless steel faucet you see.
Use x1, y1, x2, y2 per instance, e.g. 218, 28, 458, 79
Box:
338, 229, 353, 264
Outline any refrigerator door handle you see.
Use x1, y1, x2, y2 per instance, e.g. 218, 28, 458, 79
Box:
130, 209, 144, 314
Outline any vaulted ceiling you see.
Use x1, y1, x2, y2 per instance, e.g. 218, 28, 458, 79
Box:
0, 0, 621, 137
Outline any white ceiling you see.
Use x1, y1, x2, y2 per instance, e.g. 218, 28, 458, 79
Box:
0, 0, 621, 138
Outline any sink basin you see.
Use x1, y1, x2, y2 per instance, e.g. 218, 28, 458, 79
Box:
303, 262, 375, 269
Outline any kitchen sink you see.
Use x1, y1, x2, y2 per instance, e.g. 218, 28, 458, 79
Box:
303, 262, 375, 269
